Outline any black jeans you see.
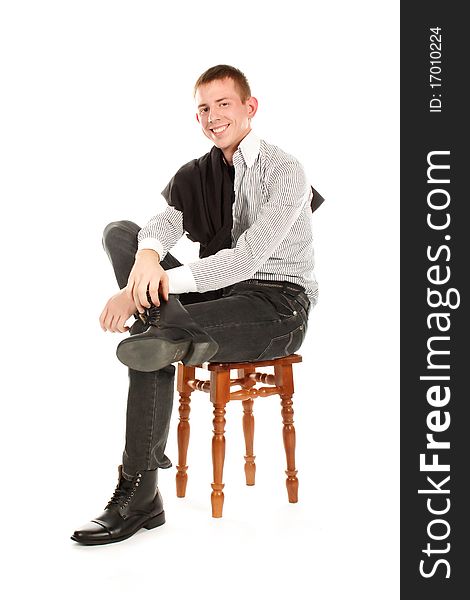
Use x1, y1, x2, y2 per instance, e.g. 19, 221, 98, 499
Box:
102, 220, 311, 478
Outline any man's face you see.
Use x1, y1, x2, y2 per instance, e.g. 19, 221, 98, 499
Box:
195, 77, 258, 154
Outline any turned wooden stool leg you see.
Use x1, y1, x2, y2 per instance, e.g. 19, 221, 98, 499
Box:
238, 367, 256, 486
210, 369, 229, 517
242, 398, 256, 485
274, 362, 299, 503
176, 364, 195, 498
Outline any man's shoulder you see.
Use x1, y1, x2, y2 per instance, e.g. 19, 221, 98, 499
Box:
258, 137, 305, 178
259, 137, 303, 165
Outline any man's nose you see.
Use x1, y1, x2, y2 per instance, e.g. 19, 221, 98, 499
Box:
208, 107, 221, 123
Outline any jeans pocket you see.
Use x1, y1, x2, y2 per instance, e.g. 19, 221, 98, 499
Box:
277, 296, 297, 318
256, 323, 307, 361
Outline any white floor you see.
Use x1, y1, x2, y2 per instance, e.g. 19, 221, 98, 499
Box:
4, 311, 399, 599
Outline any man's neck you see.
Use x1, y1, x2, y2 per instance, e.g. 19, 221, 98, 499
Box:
222, 128, 252, 166
222, 151, 235, 166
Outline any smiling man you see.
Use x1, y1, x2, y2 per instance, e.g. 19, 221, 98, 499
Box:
71, 65, 319, 545
197, 77, 258, 163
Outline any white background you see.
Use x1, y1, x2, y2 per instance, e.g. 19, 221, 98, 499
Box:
0, 1, 399, 598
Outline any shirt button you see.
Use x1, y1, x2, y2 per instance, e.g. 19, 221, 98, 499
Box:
293, 310, 297, 316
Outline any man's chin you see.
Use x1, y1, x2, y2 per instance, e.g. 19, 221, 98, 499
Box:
211, 138, 230, 150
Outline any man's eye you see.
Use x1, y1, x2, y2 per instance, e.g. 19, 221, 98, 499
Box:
200, 108, 208, 114
221, 102, 228, 107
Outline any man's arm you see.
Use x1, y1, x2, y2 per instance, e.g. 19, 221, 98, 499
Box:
128, 204, 189, 311
137, 204, 185, 259
180, 159, 310, 293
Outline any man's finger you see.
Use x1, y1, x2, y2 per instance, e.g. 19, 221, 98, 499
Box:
116, 314, 130, 333
128, 280, 142, 313
109, 312, 119, 333
161, 277, 169, 302
148, 284, 160, 306
127, 276, 135, 294
104, 314, 112, 332
138, 284, 152, 309
100, 307, 108, 331
133, 287, 145, 313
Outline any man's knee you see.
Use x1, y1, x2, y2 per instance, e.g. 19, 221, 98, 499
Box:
102, 220, 140, 253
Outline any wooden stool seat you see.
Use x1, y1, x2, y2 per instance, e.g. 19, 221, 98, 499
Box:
176, 353, 302, 517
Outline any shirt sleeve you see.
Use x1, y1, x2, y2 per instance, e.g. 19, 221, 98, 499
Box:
167, 265, 198, 294
187, 159, 310, 293
137, 204, 184, 260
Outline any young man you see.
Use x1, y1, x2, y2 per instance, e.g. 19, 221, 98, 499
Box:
71, 65, 318, 545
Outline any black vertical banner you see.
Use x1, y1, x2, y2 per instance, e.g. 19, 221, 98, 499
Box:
401, 2, 467, 597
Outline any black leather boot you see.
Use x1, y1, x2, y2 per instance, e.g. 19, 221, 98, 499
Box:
71, 465, 165, 545
116, 294, 219, 372
129, 311, 149, 336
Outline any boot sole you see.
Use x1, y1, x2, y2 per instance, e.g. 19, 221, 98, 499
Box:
70, 510, 166, 546
183, 338, 219, 366
116, 337, 191, 372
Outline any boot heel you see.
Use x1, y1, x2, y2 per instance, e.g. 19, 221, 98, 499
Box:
117, 338, 191, 372
183, 339, 219, 366
144, 510, 166, 530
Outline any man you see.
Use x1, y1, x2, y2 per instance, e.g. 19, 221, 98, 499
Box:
71, 64, 318, 545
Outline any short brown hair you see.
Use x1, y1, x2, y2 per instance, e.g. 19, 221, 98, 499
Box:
193, 65, 251, 102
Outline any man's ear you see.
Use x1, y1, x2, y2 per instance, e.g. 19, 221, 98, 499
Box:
247, 96, 258, 119
195, 113, 200, 124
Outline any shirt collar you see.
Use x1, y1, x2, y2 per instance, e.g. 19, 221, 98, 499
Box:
233, 130, 261, 168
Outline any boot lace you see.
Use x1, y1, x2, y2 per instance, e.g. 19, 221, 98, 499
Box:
105, 472, 142, 510
147, 304, 161, 327
146, 291, 161, 327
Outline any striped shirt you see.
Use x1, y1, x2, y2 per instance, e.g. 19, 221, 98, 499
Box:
138, 130, 318, 306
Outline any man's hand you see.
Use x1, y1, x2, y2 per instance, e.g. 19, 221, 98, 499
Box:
99, 287, 137, 333
127, 249, 169, 312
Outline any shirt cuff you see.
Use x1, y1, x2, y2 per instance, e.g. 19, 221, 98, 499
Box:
137, 237, 164, 261
167, 265, 198, 294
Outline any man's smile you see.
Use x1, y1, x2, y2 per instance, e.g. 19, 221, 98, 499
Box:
210, 124, 230, 135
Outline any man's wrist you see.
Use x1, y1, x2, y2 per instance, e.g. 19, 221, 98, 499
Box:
137, 237, 164, 262
135, 248, 161, 262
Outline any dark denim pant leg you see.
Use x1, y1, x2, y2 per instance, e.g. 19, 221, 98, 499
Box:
102, 220, 180, 476
101, 220, 311, 476
183, 283, 309, 363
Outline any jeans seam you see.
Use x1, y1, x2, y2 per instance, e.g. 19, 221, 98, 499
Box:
285, 323, 304, 354
256, 322, 306, 360
202, 315, 298, 331
145, 372, 158, 471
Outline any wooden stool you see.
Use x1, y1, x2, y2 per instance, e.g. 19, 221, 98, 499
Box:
175, 353, 302, 517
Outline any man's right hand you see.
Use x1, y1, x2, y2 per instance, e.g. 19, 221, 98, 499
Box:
127, 249, 169, 312
99, 287, 137, 333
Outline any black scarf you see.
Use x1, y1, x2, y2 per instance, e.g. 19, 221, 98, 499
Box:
161, 145, 325, 259
161, 145, 235, 259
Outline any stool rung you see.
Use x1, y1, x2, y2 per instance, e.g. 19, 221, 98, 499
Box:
187, 378, 210, 392
248, 372, 276, 385
230, 386, 279, 401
